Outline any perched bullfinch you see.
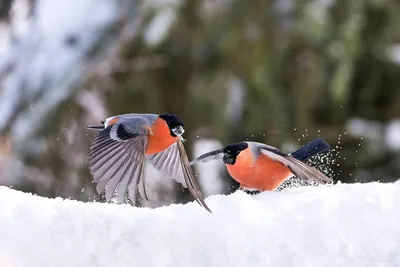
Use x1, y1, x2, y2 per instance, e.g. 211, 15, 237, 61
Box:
190, 138, 332, 192
86, 113, 210, 212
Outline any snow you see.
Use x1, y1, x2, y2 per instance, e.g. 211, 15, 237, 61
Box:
1, 182, 400, 267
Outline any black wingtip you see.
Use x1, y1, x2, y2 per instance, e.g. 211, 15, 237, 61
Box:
86, 125, 104, 130
195, 200, 212, 213
199, 199, 212, 213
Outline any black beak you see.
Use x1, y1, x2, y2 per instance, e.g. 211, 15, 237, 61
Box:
223, 153, 235, 165
172, 125, 185, 136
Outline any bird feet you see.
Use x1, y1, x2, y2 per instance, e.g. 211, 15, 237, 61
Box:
240, 184, 261, 195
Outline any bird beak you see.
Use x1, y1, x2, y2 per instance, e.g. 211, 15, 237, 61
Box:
172, 125, 185, 136
223, 153, 235, 165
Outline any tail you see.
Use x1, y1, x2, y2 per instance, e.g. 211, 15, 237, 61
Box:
86, 125, 104, 130
290, 138, 330, 162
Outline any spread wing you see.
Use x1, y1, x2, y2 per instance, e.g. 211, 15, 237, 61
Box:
147, 140, 211, 212
189, 149, 224, 166
259, 145, 332, 184
87, 118, 149, 205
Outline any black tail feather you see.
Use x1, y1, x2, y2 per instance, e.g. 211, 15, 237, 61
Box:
290, 138, 330, 162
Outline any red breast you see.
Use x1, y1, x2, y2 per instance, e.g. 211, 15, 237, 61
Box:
145, 117, 178, 155
226, 148, 254, 185
226, 148, 293, 191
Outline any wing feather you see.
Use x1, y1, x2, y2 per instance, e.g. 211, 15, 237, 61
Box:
259, 145, 332, 184
103, 144, 137, 202
138, 161, 149, 201
128, 154, 145, 205
147, 140, 211, 212
189, 149, 224, 166
147, 142, 185, 186
176, 140, 211, 212
116, 156, 136, 203
87, 120, 149, 204
93, 147, 126, 185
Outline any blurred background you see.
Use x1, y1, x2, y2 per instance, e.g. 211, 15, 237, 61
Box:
0, 0, 399, 208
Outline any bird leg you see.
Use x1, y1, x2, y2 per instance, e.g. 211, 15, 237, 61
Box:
239, 184, 262, 195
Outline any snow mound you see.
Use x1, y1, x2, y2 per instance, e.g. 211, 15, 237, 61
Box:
1, 182, 400, 267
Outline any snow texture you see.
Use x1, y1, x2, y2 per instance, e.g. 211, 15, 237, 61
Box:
1, 181, 400, 267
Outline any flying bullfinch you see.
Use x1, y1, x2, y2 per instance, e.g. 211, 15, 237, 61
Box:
86, 113, 210, 212
190, 138, 332, 192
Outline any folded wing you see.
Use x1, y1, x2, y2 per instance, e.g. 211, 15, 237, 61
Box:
259, 145, 332, 184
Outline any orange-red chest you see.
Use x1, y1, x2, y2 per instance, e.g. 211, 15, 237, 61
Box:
226, 149, 293, 191
145, 117, 178, 155
226, 148, 255, 184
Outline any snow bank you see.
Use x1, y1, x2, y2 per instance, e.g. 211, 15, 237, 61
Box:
1, 182, 400, 267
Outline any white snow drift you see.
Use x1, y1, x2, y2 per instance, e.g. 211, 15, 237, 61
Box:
0, 182, 400, 267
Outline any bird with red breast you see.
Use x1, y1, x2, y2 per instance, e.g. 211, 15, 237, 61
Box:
190, 138, 333, 192
86, 113, 210, 212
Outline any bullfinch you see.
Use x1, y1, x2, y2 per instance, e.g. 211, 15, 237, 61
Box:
190, 138, 332, 192
87, 113, 210, 212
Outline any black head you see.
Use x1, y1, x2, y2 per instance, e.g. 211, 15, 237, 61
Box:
222, 142, 249, 165
159, 113, 185, 137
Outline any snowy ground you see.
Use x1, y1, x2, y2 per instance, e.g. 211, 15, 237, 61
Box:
1, 182, 400, 267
